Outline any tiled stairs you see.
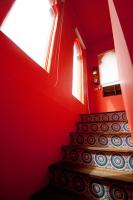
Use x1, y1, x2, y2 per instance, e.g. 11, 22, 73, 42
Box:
30, 111, 133, 200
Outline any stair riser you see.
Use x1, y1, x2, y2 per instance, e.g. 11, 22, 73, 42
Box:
77, 122, 129, 133
50, 168, 133, 200
71, 133, 133, 148
62, 148, 133, 172
80, 111, 127, 123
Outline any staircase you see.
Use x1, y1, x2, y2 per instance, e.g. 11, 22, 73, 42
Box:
30, 111, 133, 200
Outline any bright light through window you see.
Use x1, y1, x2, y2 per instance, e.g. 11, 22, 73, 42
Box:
72, 39, 84, 104
1, 0, 58, 72
99, 51, 119, 86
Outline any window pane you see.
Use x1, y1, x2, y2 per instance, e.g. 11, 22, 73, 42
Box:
72, 40, 84, 103
1, 0, 57, 72
99, 51, 119, 86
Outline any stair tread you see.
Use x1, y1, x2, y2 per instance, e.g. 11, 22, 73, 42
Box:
77, 121, 128, 124
63, 145, 133, 152
50, 162, 133, 183
80, 110, 125, 115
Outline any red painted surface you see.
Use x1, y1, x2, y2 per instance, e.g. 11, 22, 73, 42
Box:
0, 1, 88, 200
1, 0, 132, 199
108, 0, 133, 134
70, 0, 113, 46
87, 38, 125, 113
0, 0, 14, 26
113, 0, 133, 62
69, 0, 125, 113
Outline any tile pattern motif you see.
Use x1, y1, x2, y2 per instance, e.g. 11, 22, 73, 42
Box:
71, 133, 133, 148
62, 147, 133, 172
80, 111, 127, 123
50, 111, 133, 199
77, 122, 129, 133
51, 168, 133, 200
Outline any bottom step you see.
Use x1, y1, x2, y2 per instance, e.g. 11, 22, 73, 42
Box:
50, 163, 133, 200
30, 185, 84, 200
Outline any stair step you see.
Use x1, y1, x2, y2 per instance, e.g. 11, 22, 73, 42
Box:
71, 131, 131, 135
77, 121, 129, 133
50, 162, 133, 199
70, 132, 133, 148
80, 110, 127, 122
62, 145, 133, 172
50, 162, 133, 183
63, 145, 133, 153
30, 110, 132, 200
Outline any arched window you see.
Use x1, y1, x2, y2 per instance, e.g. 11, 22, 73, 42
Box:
1, 0, 58, 73
99, 50, 121, 96
72, 39, 84, 103
99, 51, 119, 87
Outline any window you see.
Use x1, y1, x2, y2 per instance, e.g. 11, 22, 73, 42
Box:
72, 39, 84, 103
99, 50, 121, 96
103, 84, 121, 97
1, 0, 58, 72
99, 51, 119, 87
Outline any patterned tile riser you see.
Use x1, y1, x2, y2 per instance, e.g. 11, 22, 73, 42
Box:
70, 133, 133, 148
77, 122, 129, 133
51, 168, 133, 200
62, 148, 133, 172
80, 111, 127, 123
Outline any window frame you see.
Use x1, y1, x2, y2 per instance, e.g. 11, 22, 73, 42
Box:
44, 2, 59, 73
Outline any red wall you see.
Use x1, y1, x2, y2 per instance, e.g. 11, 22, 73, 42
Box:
0, 1, 88, 200
87, 38, 125, 113
113, 0, 133, 62
108, 0, 133, 134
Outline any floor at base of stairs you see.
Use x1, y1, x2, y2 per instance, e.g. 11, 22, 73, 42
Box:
30, 185, 85, 200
